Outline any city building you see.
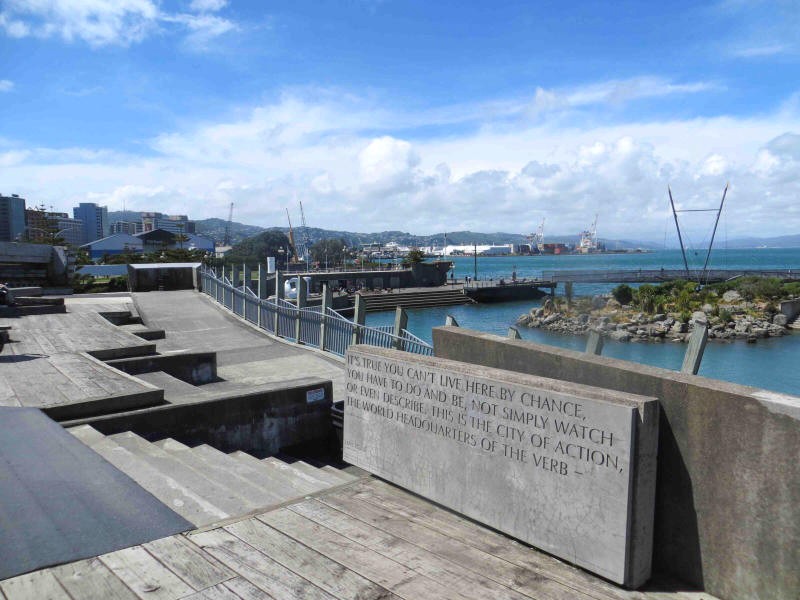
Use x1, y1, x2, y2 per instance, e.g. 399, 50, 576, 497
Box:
110, 221, 143, 235
0, 193, 27, 242
24, 208, 85, 246
141, 212, 195, 234
73, 202, 109, 244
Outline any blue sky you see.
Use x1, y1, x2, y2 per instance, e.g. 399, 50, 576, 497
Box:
1, 0, 799, 241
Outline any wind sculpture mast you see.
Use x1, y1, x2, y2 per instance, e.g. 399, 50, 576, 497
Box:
668, 183, 729, 284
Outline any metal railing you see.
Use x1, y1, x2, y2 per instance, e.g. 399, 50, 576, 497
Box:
199, 268, 433, 358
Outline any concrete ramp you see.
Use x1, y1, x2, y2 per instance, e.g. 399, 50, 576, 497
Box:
0, 408, 191, 580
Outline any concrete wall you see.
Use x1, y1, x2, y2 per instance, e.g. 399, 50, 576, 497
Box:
128, 265, 197, 291
106, 352, 217, 385
62, 378, 334, 456
779, 297, 800, 320
432, 326, 800, 600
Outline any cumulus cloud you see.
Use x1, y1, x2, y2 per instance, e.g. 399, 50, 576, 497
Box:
2, 86, 800, 240
0, 0, 236, 48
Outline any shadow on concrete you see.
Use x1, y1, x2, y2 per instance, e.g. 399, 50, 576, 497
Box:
651, 407, 703, 590
0, 354, 48, 363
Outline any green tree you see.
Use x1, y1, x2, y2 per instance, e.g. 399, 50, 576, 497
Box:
612, 284, 634, 305
635, 284, 658, 313
225, 230, 293, 266
402, 248, 426, 266
310, 238, 347, 268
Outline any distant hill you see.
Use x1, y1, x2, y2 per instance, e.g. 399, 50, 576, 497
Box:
722, 234, 800, 249
108, 211, 665, 249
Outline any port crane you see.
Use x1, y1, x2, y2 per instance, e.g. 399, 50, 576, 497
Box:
222, 202, 234, 246
526, 218, 545, 252
298, 201, 311, 263
285, 208, 299, 264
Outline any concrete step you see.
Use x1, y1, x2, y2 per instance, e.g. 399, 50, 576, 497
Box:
192, 445, 298, 503
119, 323, 166, 340
109, 432, 254, 518
286, 459, 345, 487
134, 371, 211, 403
260, 457, 330, 493
154, 439, 282, 510
233, 452, 319, 496
68, 424, 107, 446
83, 435, 229, 526
320, 465, 358, 484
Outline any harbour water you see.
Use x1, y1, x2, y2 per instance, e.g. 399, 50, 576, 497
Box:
366, 248, 800, 395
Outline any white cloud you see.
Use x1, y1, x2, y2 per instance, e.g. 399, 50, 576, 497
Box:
529, 77, 718, 117
0, 0, 236, 48
731, 43, 791, 58
189, 0, 228, 12
2, 85, 800, 241
0, 79, 13, 92
0, 0, 159, 47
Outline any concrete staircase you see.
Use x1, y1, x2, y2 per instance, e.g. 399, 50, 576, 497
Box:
358, 287, 470, 312
788, 315, 800, 330
68, 425, 359, 527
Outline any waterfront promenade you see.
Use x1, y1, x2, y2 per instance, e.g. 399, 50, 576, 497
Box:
0, 287, 727, 599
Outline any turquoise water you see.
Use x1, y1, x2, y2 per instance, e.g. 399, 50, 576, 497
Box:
366, 249, 800, 395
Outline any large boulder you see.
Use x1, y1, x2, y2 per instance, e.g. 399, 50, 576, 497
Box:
591, 295, 606, 309
773, 313, 789, 327
691, 310, 708, 325
609, 330, 632, 342
722, 290, 741, 302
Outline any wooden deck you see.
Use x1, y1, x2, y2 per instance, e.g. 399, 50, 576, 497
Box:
0, 478, 718, 600
0, 311, 154, 358
0, 300, 162, 419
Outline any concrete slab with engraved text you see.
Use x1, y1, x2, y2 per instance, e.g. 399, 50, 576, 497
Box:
343, 345, 658, 588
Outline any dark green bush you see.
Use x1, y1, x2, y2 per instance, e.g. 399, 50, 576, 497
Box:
612, 284, 634, 305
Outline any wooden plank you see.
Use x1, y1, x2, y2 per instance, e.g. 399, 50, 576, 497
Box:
51, 558, 138, 600
222, 577, 278, 600
189, 529, 335, 600
257, 507, 457, 600
319, 488, 594, 600
143, 535, 235, 591
224, 518, 398, 600
180, 580, 249, 600
358, 480, 646, 600
100, 545, 194, 600
0, 569, 70, 600
290, 499, 533, 600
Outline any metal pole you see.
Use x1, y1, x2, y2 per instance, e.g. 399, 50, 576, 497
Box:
320, 283, 331, 351
669, 186, 691, 280
473, 242, 477, 281
295, 275, 306, 343
700, 183, 728, 285
274, 270, 283, 334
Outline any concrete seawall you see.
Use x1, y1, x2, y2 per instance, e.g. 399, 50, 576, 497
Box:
433, 326, 800, 600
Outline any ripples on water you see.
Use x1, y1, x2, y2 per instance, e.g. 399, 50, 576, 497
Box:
365, 249, 800, 395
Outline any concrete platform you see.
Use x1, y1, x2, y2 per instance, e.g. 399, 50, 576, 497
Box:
132, 290, 346, 401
